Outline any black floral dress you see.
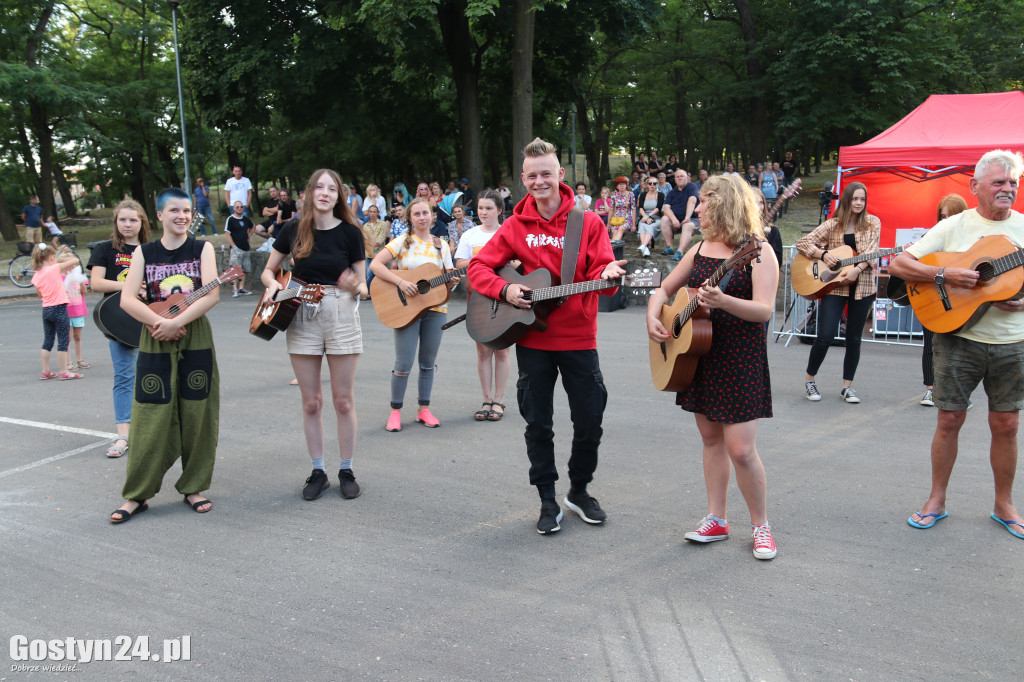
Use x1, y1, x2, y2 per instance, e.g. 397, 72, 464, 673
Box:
676, 243, 772, 423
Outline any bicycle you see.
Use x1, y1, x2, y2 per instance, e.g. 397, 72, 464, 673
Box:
9, 231, 83, 288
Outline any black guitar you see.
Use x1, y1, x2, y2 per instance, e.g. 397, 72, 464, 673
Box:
93, 292, 143, 348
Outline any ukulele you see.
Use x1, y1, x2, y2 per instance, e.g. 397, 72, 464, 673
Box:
649, 237, 762, 393
148, 265, 244, 319
904, 234, 1024, 333
370, 263, 467, 329
467, 268, 662, 350
249, 270, 327, 340
791, 244, 903, 300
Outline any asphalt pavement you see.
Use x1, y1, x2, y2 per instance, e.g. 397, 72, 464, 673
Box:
1, 286, 1021, 681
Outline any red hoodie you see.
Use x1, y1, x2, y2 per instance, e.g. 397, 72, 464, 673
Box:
467, 182, 616, 351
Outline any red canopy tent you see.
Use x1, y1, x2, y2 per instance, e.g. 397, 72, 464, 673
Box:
836, 91, 1024, 246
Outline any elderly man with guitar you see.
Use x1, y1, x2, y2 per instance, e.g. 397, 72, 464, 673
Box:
467, 137, 626, 535
889, 149, 1024, 539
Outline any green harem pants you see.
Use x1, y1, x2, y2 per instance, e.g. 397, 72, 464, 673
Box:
121, 316, 220, 501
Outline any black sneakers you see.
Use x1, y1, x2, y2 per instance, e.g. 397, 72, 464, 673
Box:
302, 469, 330, 501
537, 499, 563, 534
339, 469, 361, 499
565, 491, 606, 524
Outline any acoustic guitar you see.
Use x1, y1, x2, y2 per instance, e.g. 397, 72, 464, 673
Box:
148, 265, 244, 319
93, 292, 143, 348
763, 179, 802, 225
791, 245, 904, 300
904, 234, 1024, 333
649, 237, 762, 393
370, 263, 467, 329
249, 271, 327, 340
467, 268, 662, 350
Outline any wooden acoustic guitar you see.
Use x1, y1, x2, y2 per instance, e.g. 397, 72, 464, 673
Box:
467, 268, 662, 350
93, 292, 143, 348
249, 271, 327, 340
370, 263, 467, 329
904, 234, 1024, 333
148, 265, 244, 319
791, 244, 903, 300
649, 237, 762, 393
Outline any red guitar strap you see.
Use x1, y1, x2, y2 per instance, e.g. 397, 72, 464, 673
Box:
560, 208, 584, 286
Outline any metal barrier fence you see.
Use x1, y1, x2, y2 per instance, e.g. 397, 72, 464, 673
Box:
771, 245, 925, 347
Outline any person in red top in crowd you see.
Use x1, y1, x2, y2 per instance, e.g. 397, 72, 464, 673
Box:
468, 137, 626, 535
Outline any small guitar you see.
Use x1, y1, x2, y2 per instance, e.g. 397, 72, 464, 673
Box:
649, 237, 762, 393
791, 244, 904, 300
249, 271, 326, 340
905, 234, 1024, 333
93, 292, 144, 348
370, 263, 467, 329
467, 268, 662, 350
148, 265, 244, 319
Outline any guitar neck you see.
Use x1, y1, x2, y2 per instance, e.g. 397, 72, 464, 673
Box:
174, 276, 227, 312
273, 287, 302, 303
992, 247, 1024, 277
527, 277, 619, 303
762, 196, 786, 226
426, 266, 467, 289
674, 257, 733, 324
838, 246, 903, 268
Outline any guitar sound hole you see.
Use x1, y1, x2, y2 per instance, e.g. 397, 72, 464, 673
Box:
168, 306, 181, 317
417, 280, 430, 294
975, 262, 994, 283
671, 317, 683, 338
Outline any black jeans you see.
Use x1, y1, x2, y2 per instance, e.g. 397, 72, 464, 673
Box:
806, 293, 875, 382
515, 347, 608, 494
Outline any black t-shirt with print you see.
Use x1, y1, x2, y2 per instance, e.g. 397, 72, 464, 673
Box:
140, 238, 205, 304
87, 241, 138, 289
273, 220, 365, 285
226, 215, 254, 251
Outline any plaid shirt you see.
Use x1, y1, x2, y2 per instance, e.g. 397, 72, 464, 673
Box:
796, 214, 881, 300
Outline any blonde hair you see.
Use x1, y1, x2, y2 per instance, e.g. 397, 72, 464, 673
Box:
937, 194, 968, 222
698, 175, 764, 246
31, 243, 55, 270
523, 137, 556, 158
111, 199, 151, 251
403, 197, 434, 252
293, 169, 357, 260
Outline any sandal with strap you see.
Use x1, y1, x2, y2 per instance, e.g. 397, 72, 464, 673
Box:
110, 499, 148, 524
487, 402, 506, 421
106, 438, 128, 458
39, 372, 58, 380
59, 372, 84, 381
474, 402, 493, 421
184, 494, 213, 513
76, 361, 91, 369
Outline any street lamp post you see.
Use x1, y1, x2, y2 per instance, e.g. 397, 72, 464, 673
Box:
168, 0, 191, 193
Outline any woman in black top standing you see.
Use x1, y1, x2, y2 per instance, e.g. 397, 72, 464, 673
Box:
261, 169, 367, 502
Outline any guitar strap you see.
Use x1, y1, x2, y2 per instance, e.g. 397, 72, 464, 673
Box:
560, 208, 584, 287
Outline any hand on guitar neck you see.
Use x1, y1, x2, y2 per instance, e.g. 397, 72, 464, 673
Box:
505, 259, 627, 309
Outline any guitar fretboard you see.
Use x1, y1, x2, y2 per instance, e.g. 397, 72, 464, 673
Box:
427, 266, 468, 288
837, 246, 904, 268
991, 248, 1024, 277
525, 277, 621, 303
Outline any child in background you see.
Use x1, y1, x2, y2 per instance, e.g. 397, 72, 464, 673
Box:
44, 216, 63, 247
30, 243, 83, 380
594, 186, 612, 228
60, 249, 91, 370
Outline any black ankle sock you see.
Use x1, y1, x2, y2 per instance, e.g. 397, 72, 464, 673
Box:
537, 484, 556, 501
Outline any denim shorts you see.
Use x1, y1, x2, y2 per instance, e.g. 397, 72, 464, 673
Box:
933, 333, 1024, 411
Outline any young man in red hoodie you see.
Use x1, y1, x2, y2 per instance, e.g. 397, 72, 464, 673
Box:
468, 138, 626, 534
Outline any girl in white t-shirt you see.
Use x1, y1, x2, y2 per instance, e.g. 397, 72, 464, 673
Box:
454, 190, 511, 422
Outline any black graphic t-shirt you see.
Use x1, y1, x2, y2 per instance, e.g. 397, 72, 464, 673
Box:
140, 238, 204, 303
87, 241, 137, 290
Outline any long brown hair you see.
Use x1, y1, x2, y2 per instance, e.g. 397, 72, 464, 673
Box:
403, 197, 434, 252
293, 169, 357, 260
833, 182, 870, 231
111, 199, 151, 251
936, 194, 968, 223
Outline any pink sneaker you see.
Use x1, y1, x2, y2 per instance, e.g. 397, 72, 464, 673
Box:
385, 409, 402, 432
684, 515, 729, 543
752, 524, 777, 560
415, 408, 440, 428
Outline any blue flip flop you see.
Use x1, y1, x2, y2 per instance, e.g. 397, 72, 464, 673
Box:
990, 513, 1024, 539
908, 511, 949, 529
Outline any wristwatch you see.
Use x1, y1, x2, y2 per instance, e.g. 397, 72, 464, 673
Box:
934, 267, 946, 286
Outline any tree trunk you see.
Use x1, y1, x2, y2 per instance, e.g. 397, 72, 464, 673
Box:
511, 0, 535, 203
0, 186, 19, 241
575, 94, 600, 192
599, 99, 612, 181
53, 166, 77, 217
437, 0, 484, 208
734, 0, 765, 163
25, 3, 57, 219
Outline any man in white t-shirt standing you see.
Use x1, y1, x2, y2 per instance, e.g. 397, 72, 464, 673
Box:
889, 149, 1024, 541
224, 165, 253, 219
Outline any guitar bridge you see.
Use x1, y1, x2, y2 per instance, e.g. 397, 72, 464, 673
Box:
489, 298, 499, 320
397, 289, 408, 307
